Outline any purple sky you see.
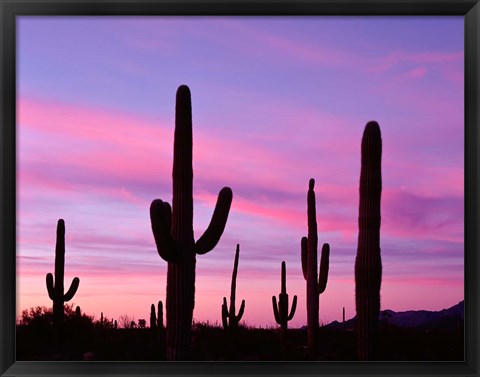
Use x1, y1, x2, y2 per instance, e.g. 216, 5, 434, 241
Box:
17, 16, 464, 328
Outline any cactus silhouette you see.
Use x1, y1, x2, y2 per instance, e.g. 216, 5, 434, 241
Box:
75, 306, 81, 318
157, 301, 164, 330
149, 302, 164, 330
150, 85, 233, 360
272, 261, 297, 334
355, 121, 382, 361
150, 304, 157, 330
222, 244, 245, 330
301, 179, 330, 347
46, 219, 80, 326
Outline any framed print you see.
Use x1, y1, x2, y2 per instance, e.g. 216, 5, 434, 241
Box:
1, 0, 479, 376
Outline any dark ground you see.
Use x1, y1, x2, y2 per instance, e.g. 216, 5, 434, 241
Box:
16, 320, 464, 361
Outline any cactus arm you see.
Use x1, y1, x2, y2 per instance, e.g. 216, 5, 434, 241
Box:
236, 299, 245, 322
46, 273, 56, 300
150, 199, 176, 262
301, 237, 308, 280
195, 187, 233, 255
272, 296, 281, 324
318, 243, 330, 294
288, 295, 297, 321
163, 201, 172, 234
229, 244, 239, 313
222, 297, 229, 328
64, 277, 80, 301
222, 297, 229, 316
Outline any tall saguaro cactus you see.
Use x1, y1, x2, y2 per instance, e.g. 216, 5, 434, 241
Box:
46, 219, 80, 327
222, 244, 245, 330
272, 261, 297, 334
301, 179, 330, 347
150, 85, 233, 360
355, 121, 382, 361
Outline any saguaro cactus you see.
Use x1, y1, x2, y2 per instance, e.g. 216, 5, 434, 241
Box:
355, 121, 382, 361
46, 219, 80, 326
157, 301, 164, 330
272, 261, 297, 334
222, 244, 245, 330
150, 304, 157, 330
150, 85, 233, 360
301, 179, 330, 347
150, 302, 164, 330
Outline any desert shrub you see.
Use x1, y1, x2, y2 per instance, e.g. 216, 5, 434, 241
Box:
18, 306, 53, 327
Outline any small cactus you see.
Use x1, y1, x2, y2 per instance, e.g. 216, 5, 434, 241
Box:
157, 301, 164, 330
355, 121, 383, 360
150, 85, 233, 360
222, 244, 246, 330
150, 301, 164, 330
150, 304, 157, 330
114, 320, 118, 329
272, 261, 297, 334
301, 179, 330, 347
75, 306, 81, 318
46, 219, 80, 326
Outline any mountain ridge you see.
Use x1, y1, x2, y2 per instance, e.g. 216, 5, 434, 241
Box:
324, 300, 464, 331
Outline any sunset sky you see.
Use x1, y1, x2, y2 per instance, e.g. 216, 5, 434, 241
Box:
17, 16, 464, 328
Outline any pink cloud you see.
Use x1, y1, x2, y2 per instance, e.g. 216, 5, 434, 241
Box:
371, 50, 463, 73
382, 188, 463, 243
18, 96, 170, 147
403, 66, 428, 79
17, 93, 464, 327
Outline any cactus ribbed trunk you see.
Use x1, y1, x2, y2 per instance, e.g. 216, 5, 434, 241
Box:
306, 178, 319, 340
150, 85, 233, 360
355, 121, 382, 361
46, 219, 80, 327
168, 85, 195, 360
301, 179, 330, 348
53, 220, 65, 322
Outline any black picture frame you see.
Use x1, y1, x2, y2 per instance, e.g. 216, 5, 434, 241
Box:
1, 0, 478, 376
